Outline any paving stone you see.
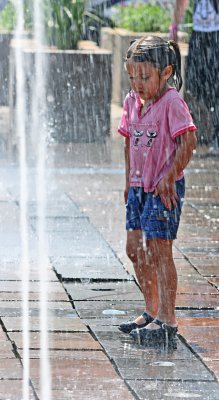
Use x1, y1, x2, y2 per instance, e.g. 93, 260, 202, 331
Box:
176, 293, 219, 308
202, 352, 219, 361
92, 329, 197, 361
204, 360, 219, 380
20, 349, 108, 360
52, 256, 132, 280
0, 300, 73, 310
2, 315, 87, 332
0, 269, 58, 281
0, 259, 53, 272
30, 357, 124, 384
0, 291, 69, 301
83, 317, 125, 326
189, 342, 219, 361
0, 203, 19, 222
0, 358, 23, 379
116, 358, 214, 381
180, 249, 219, 259
30, 215, 89, 231
179, 326, 219, 343
127, 380, 219, 400
28, 200, 82, 218
0, 380, 35, 400
0, 301, 58, 311
0, 232, 21, 247
178, 317, 219, 328
74, 295, 219, 321
179, 240, 219, 249
1, 280, 65, 293
0, 245, 28, 258
74, 300, 144, 320
207, 277, 219, 289
65, 281, 143, 301
0, 329, 8, 341
0, 188, 12, 201
189, 255, 219, 267
176, 309, 219, 318
35, 381, 135, 400
196, 265, 219, 277
0, 340, 15, 358
177, 280, 218, 294
9, 332, 101, 350
0, 305, 77, 317
0, 134, 219, 400
48, 239, 119, 259
172, 248, 185, 258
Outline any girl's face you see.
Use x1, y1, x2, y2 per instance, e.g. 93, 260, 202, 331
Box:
126, 60, 170, 102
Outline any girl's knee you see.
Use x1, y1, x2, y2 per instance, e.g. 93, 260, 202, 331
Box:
126, 242, 145, 263
126, 244, 138, 263
126, 231, 144, 263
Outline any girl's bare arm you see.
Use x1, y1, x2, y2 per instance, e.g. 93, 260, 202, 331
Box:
172, 0, 188, 25
155, 131, 197, 210
170, 0, 188, 40
124, 137, 130, 203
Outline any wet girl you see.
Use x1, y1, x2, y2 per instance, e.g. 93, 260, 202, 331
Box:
118, 36, 197, 345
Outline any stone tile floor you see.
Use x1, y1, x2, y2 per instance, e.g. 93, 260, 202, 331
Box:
0, 104, 218, 399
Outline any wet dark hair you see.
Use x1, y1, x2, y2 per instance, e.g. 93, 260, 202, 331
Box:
125, 35, 183, 92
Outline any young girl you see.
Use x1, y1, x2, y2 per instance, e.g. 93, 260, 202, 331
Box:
118, 35, 197, 345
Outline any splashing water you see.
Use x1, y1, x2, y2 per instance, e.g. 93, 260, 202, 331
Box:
13, 1, 30, 399
14, 0, 51, 399
33, 1, 52, 399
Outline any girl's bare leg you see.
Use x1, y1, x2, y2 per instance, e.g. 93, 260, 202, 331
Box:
126, 230, 159, 322
146, 238, 177, 327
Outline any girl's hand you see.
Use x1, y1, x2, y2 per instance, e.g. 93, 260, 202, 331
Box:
154, 179, 178, 210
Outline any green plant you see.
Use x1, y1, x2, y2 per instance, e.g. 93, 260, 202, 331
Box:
111, 3, 171, 33
0, 0, 85, 48
44, 0, 85, 49
0, 0, 35, 31
0, 0, 113, 49
0, 1, 16, 31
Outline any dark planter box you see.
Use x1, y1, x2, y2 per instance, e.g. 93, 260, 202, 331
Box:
0, 32, 12, 105
9, 40, 112, 145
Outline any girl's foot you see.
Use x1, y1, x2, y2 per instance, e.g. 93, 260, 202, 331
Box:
118, 311, 153, 334
129, 319, 178, 344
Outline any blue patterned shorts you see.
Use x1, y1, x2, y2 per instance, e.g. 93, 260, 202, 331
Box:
126, 178, 185, 239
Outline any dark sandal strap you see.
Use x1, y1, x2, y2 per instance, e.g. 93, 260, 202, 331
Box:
142, 311, 153, 324
153, 319, 178, 332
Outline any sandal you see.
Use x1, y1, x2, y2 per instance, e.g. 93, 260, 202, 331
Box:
129, 318, 178, 345
118, 312, 153, 334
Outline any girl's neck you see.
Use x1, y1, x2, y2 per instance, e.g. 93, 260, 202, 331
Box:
141, 83, 169, 111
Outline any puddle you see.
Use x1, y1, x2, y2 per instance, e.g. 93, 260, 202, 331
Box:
102, 309, 126, 315
151, 361, 175, 367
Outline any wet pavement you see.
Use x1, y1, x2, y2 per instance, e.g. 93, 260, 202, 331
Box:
0, 104, 219, 399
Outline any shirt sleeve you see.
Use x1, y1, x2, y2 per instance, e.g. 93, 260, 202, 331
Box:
168, 96, 197, 139
118, 95, 130, 138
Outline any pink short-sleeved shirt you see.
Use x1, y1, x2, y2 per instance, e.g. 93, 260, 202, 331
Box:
118, 88, 196, 192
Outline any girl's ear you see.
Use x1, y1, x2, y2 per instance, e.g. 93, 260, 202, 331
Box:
162, 65, 173, 81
